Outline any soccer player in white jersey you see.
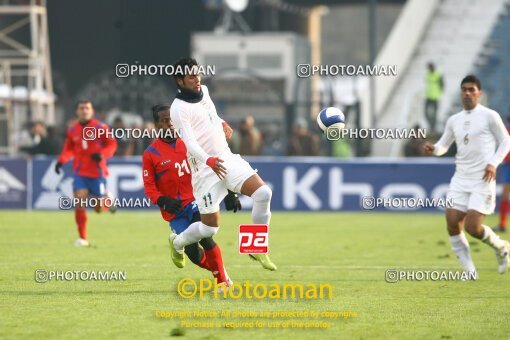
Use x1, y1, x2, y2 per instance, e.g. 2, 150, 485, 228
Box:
168, 57, 277, 271
424, 75, 510, 278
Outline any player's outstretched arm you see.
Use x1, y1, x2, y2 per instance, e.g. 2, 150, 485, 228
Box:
425, 117, 455, 157
483, 111, 510, 182
423, 142, 435, 156
55, 129, 75, 174
142, 152, 164, 204
205, 157, 227, 179
221, 120, 233, 140
142, 151, 181, 213
487, 111, 510, 168
156, 196, 182, 214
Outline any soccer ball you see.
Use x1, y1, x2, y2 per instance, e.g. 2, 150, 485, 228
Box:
316, 107, 345, 134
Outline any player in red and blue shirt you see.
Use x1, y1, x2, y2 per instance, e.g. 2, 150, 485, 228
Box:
55, 100, 117, 246
143, 104, 239, 286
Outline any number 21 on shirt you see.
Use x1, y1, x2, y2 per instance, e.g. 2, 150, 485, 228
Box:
175, 160, 190, 177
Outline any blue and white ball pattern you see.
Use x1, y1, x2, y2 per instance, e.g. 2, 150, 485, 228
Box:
317, 107, 345, 133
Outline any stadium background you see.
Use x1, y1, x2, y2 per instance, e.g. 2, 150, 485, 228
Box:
2, 1, 510, 339
1, 0, 510, 211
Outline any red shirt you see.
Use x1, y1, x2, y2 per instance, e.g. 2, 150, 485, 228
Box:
142, 138, 194, 222
57, 118, 117, 178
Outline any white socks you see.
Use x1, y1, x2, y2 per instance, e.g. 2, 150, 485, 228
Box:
173, 222, 218, 253
251, 185, 272, 225
172, 184, 273, 254
481, 225, 505, 250
450, 233, 476, 273
450, 226, 507, 275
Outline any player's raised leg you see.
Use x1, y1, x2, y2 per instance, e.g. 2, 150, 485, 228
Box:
171, 182, 226, 257
241, 174, 277, 271
446, 208, 476, 276
181, 240, 231, 286
199, 237, 232, 286
172, 213, 220, 255
464, 210, 510, 274
165, 205, 228, 280
169, 206, 231, 285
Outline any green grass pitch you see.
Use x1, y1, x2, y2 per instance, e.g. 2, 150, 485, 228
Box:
1, 210, 509, 339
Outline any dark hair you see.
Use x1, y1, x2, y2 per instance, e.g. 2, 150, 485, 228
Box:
172, 57, 198, 83
76, 99, 92, 108
461, 75, 482, 90
152, 104, 170, 122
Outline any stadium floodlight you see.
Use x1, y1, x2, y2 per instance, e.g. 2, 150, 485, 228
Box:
224, 0, 249, 13
213, 0, 251, 32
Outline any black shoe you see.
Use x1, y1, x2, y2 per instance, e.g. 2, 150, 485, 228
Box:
494, 225, 507, 233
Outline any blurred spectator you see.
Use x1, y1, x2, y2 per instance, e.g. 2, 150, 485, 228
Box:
227, 126, 240, 154
424, 62, 444, 133
261, 124, 283, 156
113, 116, 134, 156
404, 125, 427, 157
287, 118, 320, 156
20, 122, 61, 155
131, 120, 145, 155
228, 116, 262, 155
16, 122, 35, 149
331, 138, 353, 158
238, 116, 262, 156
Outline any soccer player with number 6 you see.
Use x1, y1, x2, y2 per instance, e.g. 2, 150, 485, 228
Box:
424, 75, 510, 278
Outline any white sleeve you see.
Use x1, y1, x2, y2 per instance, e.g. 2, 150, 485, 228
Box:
433, 117, 455, 156
488, 112, 510, 167
170, 105, 210, 163
203, 85, 225, 124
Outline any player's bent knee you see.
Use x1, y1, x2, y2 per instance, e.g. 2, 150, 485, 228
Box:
252, 184, 272, 203
199, 223, 219, 238
200, 212, 220, 228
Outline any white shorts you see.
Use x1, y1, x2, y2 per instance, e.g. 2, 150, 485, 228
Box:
192, 153, 257, 214
446, 176, 496, 215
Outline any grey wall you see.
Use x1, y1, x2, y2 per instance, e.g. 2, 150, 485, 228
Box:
321, 3, 403, 65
